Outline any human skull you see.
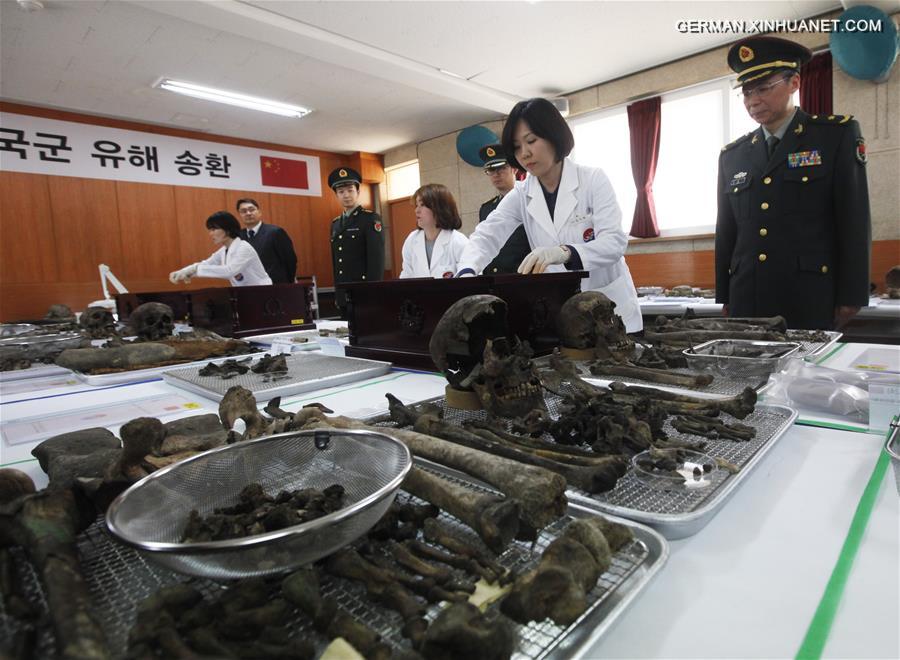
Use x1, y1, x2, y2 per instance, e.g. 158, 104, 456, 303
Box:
886, 266, 900, 298
129, 302, 174, 341
45, 304, 75, 322
429, 295, 508, 390
467, 337, 546, 418
79, 306, 116, 339
556, 291, 633, 361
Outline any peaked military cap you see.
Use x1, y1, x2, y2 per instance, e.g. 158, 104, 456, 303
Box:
328, 167, 362, 190
478, 143, 509, 170
728, 36, 812, 88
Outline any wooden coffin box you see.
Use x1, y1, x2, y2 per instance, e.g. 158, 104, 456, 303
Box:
343, 272, 585, 370
116, 290, 199, 323
190, 280, 316, 338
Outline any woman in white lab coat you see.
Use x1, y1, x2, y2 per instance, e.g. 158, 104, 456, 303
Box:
169, 211, 273, 287
457, 98, 642, 332
399, 183, 469, 279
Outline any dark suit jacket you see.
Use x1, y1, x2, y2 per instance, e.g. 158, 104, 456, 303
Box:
715, 109, 870, 329
241, 222, 297, 284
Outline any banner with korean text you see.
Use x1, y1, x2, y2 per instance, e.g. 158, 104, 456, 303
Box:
0, 112, 322, 196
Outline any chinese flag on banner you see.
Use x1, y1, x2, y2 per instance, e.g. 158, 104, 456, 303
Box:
260, 156, 309, 189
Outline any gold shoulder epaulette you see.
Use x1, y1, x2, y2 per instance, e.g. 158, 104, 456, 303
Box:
809, 114, 854, 124
721, 131, 754, 152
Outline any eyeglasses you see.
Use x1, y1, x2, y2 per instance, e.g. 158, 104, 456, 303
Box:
740, 76, 791, 100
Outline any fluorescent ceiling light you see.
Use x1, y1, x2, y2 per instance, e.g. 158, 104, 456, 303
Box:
155, 78, 310, 118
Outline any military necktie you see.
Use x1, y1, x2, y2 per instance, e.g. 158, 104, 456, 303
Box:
766, 136, 780, 159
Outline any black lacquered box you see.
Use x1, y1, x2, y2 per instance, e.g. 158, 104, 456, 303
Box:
342, 272, 585, 370
116, 291, 198, 323
189, 280, 316, 338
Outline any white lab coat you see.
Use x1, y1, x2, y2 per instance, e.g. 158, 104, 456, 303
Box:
196, 237, 273, 287
399, 229, 470, 279
458, 157, 642, 332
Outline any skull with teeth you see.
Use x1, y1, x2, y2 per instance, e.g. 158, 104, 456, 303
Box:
79, 306, 117, 339
429, 295, 509, 390
557, 291, 634, 361
128, 302, 175, 341
429, 294, 545, 417
465, 337, 546, 418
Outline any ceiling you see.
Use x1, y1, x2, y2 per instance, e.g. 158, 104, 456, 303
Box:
1, 0, 863, 154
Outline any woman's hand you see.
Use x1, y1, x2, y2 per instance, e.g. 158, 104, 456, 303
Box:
518, 246, 569, 274
169, 263, 198, 284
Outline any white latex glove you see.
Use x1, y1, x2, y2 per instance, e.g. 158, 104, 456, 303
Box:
518, 246, 569, 274
169, 263, 198, 284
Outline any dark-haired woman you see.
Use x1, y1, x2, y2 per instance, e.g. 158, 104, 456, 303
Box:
457, 98, 641, 332
169, 211, 272, 286
399, 184, 469, 279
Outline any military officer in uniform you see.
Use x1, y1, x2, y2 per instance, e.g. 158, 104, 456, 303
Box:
715, 36, 870, 330
478, 144, 531, 274
328, 167, 385, 317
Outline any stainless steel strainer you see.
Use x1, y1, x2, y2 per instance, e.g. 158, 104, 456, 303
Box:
105, 428, 411, 579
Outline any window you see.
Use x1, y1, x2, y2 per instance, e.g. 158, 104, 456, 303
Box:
385, 160, 420, 200
570, 107, 634, 234
568, 77, 801, 238
653, 81, 726, 235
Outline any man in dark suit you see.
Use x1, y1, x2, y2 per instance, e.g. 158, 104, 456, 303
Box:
237, 198, 298, 284
327, 167, 385, 317
715, 36, 870, 330
478, 143, 531, 274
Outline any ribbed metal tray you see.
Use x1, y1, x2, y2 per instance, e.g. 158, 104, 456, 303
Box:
0, 461, 667, 660
161, 352, 392, 402
370, 392, 796, 539
0, 363, 71, 382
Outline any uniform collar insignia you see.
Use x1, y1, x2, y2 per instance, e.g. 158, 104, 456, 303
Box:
751, 133, 760, 144
794, 123, 804, 135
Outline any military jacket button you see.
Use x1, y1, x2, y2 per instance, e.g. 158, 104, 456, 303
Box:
761, 202, 769, 210
763, 177, 772, 185
801, 176, 808, 183
759, 228, 768, 237
821, 265, 828, 274
758, 254, 767, 262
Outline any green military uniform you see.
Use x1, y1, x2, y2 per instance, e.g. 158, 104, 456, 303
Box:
715, 37, 871, 329
477, 143, 531, 274
327, 168, 385, 313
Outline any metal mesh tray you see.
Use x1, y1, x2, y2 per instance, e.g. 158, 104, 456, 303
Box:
536, 354, 766, 397
369, 392, 796, 539
536, 330, 841, 397
161, 352, 392, 402
785, 330, 842, 359
682, 339, 801, 380
73, 351, 271, 386
0, 463, 667, 660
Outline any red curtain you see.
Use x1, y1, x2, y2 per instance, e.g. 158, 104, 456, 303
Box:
627, 96, 662, 238
800, 51, 833, 116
